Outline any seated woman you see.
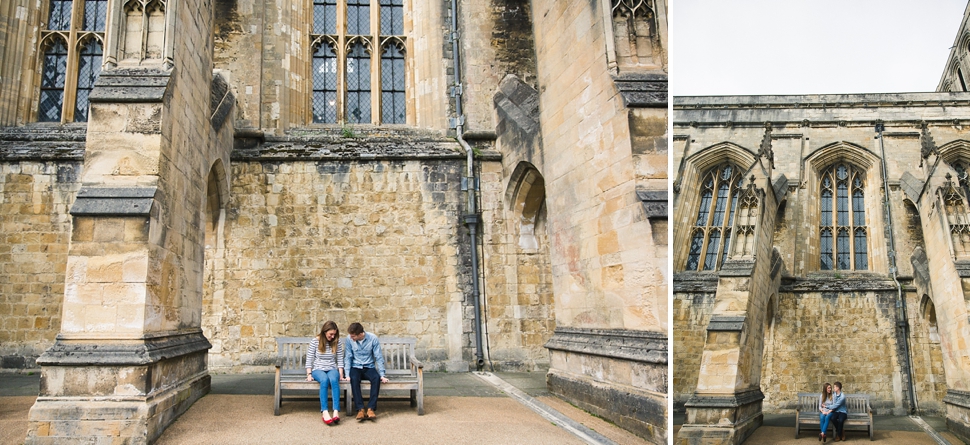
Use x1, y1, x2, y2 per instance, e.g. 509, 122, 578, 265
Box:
819, 382, 834, 442
305, 320, 345, 425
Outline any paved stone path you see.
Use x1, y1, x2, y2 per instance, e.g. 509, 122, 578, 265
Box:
1, 371, 646, 445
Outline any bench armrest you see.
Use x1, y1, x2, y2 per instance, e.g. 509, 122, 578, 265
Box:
276, 357, 283, 368
409, 354, 424, 370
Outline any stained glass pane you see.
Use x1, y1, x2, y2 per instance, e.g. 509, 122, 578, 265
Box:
381, 44, 405, 124
313, 0, 337, 34
854, 229, 868, 270
821, 189, 832, 227
47, 0, 72, 30
836, 229, 850, 270
695, 189, 711, 226
346, 42, 371, 123
312, 43, 338, 123
853, 189, 865, 226
74, 39, 103, 122
711, 182, 729, 226
686, 231, 703, 271
820, 228, 833, 270
347, 0, 370, 35
83, 0, 108, 31
721, 229, 732, 266
380, 0, 404, 35
727, 187, 739, 226
837, 180, 849, 226
703, 230, 720, 270
39, 39, 68, 122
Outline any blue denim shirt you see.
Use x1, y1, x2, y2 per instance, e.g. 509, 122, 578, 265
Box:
344, 332, 386, 377
826, 391, 847, 414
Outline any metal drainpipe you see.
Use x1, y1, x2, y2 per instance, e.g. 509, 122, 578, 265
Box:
449, 0, 485, 371
876, 123, 919, 414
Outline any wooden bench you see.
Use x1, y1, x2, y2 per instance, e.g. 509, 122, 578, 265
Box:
274, 336, 424, 416
795, 392, 873, 440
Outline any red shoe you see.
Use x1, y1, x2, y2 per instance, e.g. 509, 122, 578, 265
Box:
323, 413, 334, 425
332, 414, 340, 424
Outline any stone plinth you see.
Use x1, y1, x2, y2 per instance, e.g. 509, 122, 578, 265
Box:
545, 328, 667, 443
677, 390, 764, 445
26, 332, 210, 444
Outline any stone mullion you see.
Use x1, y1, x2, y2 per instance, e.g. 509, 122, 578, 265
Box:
697, 227, 711, 271
4, 0, 39, 125
102, 0, 121, 67
60, 0, 84, 123
369, 0, 379, 124
336, 1, 345, 124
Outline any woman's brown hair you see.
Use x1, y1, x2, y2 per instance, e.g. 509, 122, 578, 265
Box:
318, 320, 340, 353
820, 382, 833, 404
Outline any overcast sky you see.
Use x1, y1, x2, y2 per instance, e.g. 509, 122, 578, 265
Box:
670, 0, 969, 96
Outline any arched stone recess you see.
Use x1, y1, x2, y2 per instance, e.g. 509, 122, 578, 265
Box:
800, 141, 887, 275
674, 142, 756, 271
202, 160, 229, 365
911, 293, 947, 414
492, 161, 554, 370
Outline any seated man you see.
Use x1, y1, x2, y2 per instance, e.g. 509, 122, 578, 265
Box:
342, 322, 388, 421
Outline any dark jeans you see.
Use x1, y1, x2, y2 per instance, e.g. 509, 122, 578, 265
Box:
832, 412, 847, 437
349, 366, 381, 411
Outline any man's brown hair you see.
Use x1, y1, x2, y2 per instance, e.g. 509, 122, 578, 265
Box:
348, 322, 364, 335
834, 381, 842, 391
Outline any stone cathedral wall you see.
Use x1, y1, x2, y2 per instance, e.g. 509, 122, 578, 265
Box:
0, 156, 81, 368
673, 287, 947, 415
0, 152, 557, 372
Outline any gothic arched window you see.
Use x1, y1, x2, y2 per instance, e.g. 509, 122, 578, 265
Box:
38, 0, 106, 123
819, 163, 868, 271
685, 163, 742, 271
310, 0, 406, 125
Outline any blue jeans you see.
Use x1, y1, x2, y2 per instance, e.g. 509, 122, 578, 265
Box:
349, 367, 381, 411
819, 411, 833, 435
311, 369, 340, 412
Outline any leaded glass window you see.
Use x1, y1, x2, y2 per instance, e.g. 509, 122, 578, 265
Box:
381, 42, 406, 124
39, 39, 69, 122
684, 163, 743, 271
74, 38, 103, 122
313, 0, 337, 34
819, 163, 868, 271
312, 43, 339, 124
310, 0, 407, 125
47, 0, 72, 30
38, 0, 105, 123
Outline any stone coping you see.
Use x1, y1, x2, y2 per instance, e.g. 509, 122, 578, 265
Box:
544, 327, 666, 364
0, 125, 86, 161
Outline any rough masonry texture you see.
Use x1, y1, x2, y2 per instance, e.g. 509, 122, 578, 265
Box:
0, 0, 668, 443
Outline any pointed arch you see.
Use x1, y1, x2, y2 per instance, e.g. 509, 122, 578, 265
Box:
675, 143, 756, 271
507, 164, 547, 252
938, 140, 970, 165
804, 142, 881, 273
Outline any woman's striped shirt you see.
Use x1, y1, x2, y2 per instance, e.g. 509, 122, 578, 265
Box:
305, 336, 344, 372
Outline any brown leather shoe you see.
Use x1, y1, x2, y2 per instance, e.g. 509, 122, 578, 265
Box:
366, 408, 376, 420
356, 409, 366, 421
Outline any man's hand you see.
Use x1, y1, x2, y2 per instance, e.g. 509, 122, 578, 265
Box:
380, 377, 389, 383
